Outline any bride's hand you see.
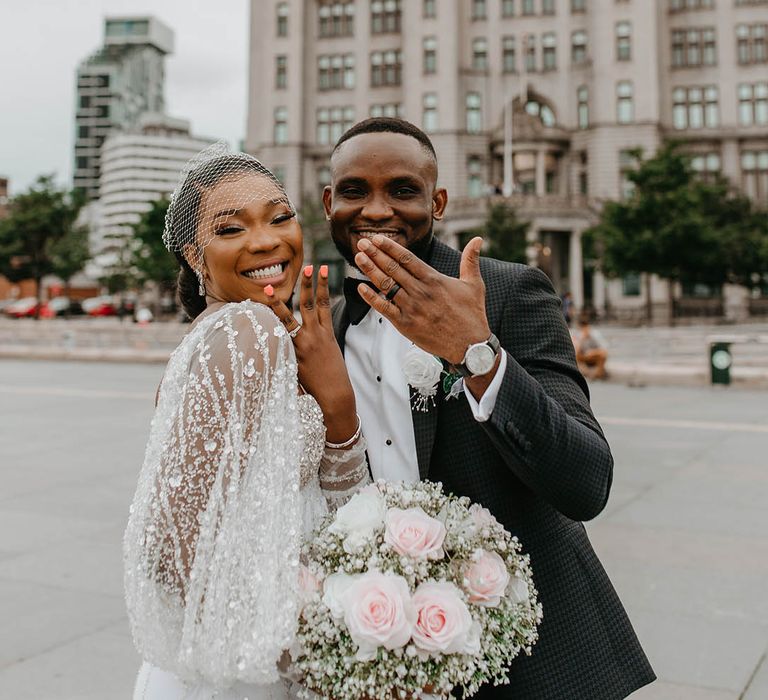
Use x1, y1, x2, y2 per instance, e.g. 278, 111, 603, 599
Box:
266, 265, 358, 444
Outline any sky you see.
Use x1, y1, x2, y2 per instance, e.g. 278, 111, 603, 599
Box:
0, 0, 250, 195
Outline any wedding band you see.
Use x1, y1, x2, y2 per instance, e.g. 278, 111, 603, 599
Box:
385, 282, 402, 302
288, 324, 302, 338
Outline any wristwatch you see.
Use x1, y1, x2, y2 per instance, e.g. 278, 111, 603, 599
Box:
455, 334, 501, 378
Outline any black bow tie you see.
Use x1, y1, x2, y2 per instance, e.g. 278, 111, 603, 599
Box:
344, 277, 378, 325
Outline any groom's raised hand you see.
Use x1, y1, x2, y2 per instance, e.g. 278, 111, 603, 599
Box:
354, 235, 491, 366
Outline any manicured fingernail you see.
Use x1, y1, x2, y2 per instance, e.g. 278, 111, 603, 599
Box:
304, 265, 313, 277
319, 265, 328, 279
264, 285, 274, 296
357, 283, 370, 296
355, 252, 370, 266
357, 238, 371, 250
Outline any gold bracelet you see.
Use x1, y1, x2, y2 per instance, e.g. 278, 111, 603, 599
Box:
325, 414, 362, 449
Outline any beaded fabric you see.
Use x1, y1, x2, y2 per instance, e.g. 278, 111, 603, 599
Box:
124, 301, 314, 689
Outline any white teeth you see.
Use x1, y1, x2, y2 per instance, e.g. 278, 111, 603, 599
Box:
244, 264, 282, 280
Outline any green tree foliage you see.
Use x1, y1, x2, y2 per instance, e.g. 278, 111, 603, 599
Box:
0, 175, 82, 317
586, 143, 768, 319
47, 225, 90, 288
129, 197, 178, 291
472, 202, 529, 264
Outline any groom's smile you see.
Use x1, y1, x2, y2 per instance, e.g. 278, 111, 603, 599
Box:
324, 131, 447, 268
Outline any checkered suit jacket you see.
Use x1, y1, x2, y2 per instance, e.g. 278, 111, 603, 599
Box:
333, 239, 655, 699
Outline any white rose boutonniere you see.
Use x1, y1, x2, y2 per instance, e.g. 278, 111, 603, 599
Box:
403, 345, 444, 412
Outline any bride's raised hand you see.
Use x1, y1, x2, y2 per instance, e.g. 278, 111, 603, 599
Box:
265, 265, 358, 444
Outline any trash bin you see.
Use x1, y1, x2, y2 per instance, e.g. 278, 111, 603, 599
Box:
710, 342, 732, 385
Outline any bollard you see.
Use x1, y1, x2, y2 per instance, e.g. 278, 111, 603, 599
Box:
710, 342, 732, 386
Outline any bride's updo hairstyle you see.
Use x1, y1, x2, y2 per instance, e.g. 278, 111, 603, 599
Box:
162, 143, 294, 319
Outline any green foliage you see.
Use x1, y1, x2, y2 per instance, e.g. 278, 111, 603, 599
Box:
586, 143, 768, 286
129, 197, 178, 290
472, 202, 529, 264
0, 176, 82, 286
47, 225, 90, 283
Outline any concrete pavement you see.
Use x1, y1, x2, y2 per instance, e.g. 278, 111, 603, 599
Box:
0, 359, 766, 698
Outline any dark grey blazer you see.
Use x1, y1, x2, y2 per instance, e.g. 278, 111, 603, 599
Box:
333, 239, 655, 700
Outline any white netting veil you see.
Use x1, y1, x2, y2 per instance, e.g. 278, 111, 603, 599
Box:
162, 142, 295, 291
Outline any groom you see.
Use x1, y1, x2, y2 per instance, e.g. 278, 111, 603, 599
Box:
325, 118, 655, 699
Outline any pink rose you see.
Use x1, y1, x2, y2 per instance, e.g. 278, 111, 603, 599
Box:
342, 572, 416, 661
297, 564, 321, 607
384, 507, 446, 560
411, 581, 480, 656
462, 550, 510, 607
469, 503, 498, 530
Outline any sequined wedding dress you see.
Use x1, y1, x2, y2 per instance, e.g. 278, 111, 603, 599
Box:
124, 301, 368, 700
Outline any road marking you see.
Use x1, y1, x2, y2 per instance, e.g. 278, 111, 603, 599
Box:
0, 384, 150, 401
601, 416, 768, 434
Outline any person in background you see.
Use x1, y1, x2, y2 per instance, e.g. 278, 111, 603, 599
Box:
573, 311, 609, 380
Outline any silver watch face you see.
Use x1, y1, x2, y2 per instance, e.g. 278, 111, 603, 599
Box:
465, 343, 496, 376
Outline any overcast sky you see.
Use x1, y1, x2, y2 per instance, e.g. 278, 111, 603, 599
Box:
1, 0, 250, 195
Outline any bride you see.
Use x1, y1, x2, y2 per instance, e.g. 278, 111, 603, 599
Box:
123, 146, 369, 699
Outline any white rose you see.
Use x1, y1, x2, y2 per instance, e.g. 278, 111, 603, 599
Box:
402, 346, 443, 391
507, 574, 530, 604
328, 484, 387, 553
322, 571, 358, 620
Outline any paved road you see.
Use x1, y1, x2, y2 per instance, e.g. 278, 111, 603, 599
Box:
0, 360, 766, 699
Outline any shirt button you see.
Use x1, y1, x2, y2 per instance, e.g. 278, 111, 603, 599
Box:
378, 318, 383, 324
386, 439, 392, 446
376, 375, 381, 382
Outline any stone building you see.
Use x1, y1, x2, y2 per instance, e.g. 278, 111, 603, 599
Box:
246, 0, 768, 318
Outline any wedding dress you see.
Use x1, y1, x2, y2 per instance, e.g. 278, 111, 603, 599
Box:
124, 301, 368, 700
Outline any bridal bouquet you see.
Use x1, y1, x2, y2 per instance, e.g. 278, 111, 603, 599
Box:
292, 480, 542, 700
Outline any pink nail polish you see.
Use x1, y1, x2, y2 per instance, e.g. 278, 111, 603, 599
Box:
320, 265, 329, 278
304, 265, 313, 277
265, 285, 274, 296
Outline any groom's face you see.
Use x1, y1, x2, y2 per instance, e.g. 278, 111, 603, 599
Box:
324, 132, 447, 267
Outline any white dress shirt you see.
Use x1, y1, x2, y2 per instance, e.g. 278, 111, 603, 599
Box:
344, 273, 507, 481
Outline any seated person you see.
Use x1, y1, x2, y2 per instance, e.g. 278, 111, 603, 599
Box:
573, 312, 608, 380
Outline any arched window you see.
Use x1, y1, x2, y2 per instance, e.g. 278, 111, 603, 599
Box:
525, 99, 556, 127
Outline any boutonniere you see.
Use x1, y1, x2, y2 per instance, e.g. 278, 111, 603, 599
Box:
402, 346, 464, 412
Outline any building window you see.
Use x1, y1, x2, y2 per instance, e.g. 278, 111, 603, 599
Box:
318, 1, 355, 38
277, 2, 289, 37
736, 24, 768, 65
318, 54, 355, 90
577, 85, 589, 128
741, 150, 768, 203
616, 21, 632, 61
472, 37, 488, 70
690, 152, 721, 182
622, 273, 641, 296
274, 107, 288, 144
276, 55, 287, 89
423, 36, 437, 73
672, 27, 717, 67
370, 103, 402, 117
578, 151, 589, 194
502, 36, 517, 72
372, 0, 402, 34
616, 81, 634, 123
525, 99, 556, 126
371, 50, 402, 87
502, 0, 515, 17
422, 93, 438, 132
316, 107, 354, 145
619, 149, 638, 199
672, 86, 719, 129
78, 125, 89, 138
522, 0, 535, 15
524, 34, 536, 71
472, 0, 487, 19
542, 0, 555, 14
670, 0, 715, 10
317, 166, 331, 198
572, 30, 588, 64
738, 82, 768, 126
542, 32, 557, 71
468, 156, 484, 197
466, 92, 482, 133
572, 0, 586, 11
423, 0, 436, 18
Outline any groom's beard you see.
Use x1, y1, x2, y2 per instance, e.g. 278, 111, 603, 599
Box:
330, 225, 435, 271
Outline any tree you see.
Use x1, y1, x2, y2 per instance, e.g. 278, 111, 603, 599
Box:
0, 176, 81, 318
585, 143, 767, 323
47, 225, 90, 297
471, 202, 529, 264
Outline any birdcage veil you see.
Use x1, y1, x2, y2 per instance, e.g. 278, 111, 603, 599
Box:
163, 142, 294, 293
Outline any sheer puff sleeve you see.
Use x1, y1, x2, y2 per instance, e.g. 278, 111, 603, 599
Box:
123, 301, 304, 689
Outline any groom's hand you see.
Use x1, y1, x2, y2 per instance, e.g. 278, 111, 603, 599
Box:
354, 235, 491, 366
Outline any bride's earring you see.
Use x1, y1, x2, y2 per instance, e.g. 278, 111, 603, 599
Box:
196, 272, 206, 297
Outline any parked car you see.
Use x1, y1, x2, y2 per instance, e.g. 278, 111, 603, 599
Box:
39, 296, 84, 318
4, 297, 40, 318
81, 296, 118, 317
